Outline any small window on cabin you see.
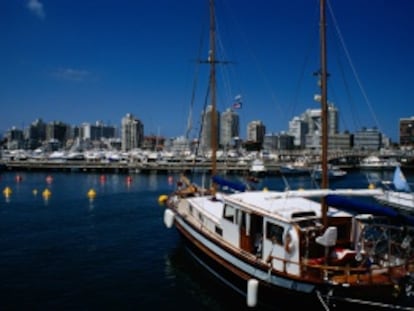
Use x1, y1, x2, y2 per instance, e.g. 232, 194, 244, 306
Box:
188, 205, 193, 215
291, 211, 316, 218
198, 212, 204, 222
215, 226, 223, 236
266, 222, 284, 245
223, 204, 236, 223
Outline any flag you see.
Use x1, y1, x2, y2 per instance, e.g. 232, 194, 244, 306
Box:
232, 94, 242, 109
232, 102, 242, 109
393, 166, 411, 192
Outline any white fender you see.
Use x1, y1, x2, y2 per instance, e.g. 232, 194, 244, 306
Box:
247, 278, 259, 307
164, 209, 175, 228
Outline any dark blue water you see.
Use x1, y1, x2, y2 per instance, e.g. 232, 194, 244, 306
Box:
0, 169, 412, 310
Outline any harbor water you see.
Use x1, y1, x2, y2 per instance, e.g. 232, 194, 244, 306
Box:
0, 169, 412, 310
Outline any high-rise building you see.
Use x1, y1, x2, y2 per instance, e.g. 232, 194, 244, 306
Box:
26, 118, 47, 149
220, 108, 239, 148
399, 116, 414, 147
288, 116, 308, 148
247, 120, 266, 144
6, 127, 24, 150
46, 121, 70, 145
80, 121, 117, 141
121, 113, 144, 151
290, 103, 339, 149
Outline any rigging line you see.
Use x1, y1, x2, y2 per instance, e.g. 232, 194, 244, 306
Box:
329, 53, 362, 132
213, 11, 238, 112
327, 9, 362, 132
220, 0, 284, 121
292, 25, 318, 121
215, 31, 234, 110
327, 0, 383, 133
186, 27, 207, 141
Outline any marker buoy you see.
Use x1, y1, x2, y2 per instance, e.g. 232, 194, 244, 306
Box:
87, 189, 97, 200
3, 187, 12, 197
42, 188, 51, 199
158, 194, 168, 205
46, 175, 53, 184
15, 175, 23, 182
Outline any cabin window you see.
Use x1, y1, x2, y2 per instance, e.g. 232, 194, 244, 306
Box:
291, 211, 316, 218
266, 222, 284, 245
198, 212, 204, 222
223, 204, 236, 223
215, 226, 223, 236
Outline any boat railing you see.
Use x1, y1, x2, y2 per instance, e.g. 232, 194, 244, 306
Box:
267, 253, 414, 285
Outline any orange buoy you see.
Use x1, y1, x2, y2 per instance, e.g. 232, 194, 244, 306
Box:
126, 176, 133, 183
100, 175, 106, 183
15, 175, 23, 182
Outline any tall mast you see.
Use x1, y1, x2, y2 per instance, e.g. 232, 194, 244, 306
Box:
320, 0, 329, 227
209, 0, 218, 180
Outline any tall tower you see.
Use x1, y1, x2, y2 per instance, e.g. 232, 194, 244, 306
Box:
220, 108, 239, 148
121, 113, 144, 151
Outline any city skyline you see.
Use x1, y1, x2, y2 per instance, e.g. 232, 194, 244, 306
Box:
1, 1, 414, 142
2, 107, 397, 147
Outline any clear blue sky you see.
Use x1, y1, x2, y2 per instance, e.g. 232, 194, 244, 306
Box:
1, 0, 414, 143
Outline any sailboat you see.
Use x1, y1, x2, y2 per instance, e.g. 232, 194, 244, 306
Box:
160, 0, 414, 309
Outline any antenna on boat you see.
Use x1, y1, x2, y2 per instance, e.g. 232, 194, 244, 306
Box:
320, 0, 329, 227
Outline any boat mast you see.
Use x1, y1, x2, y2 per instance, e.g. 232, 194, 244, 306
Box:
209, 0, 218, 188
320, 0, 329, 227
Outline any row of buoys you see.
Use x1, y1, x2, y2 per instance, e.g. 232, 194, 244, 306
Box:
2, 186, 98, 201
14, 174, 53, 183
10, 174, 139, 185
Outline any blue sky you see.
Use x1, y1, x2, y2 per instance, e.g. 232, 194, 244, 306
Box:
1, 0, 413, 143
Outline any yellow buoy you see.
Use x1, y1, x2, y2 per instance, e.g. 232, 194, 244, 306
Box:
368, 183, 375, 189
3, 186, 12, 197
87, 189, 97, 199
158, 194, 168, 205
42, 188, 51, 199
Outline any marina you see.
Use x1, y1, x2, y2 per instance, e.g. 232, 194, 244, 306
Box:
0, 170, 414, 311
1, 170, 413, 310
